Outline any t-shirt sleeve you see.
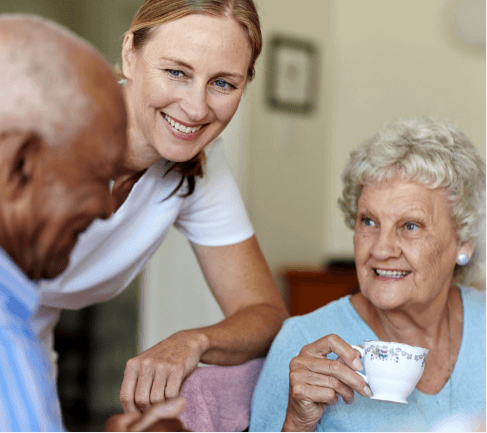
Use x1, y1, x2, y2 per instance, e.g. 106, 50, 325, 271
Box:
174, 137, 254, 246
249, 317, 308, 432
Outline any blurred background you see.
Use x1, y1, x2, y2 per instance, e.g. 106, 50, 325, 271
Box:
1, 0, 485, 430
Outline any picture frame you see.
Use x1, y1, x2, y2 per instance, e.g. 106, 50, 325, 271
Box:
265, 35, 319, 114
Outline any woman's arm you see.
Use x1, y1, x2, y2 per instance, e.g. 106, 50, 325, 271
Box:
192, 235, 290, 364
120, 235, 289, 413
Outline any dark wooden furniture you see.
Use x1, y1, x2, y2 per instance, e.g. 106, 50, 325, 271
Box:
281, 260, 359, 316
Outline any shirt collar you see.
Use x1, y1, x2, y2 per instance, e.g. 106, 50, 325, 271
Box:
0, 247, 39, 321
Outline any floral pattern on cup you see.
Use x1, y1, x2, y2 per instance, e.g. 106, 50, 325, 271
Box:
365, 344, 427, 368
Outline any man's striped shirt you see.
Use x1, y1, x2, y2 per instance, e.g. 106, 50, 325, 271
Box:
0, 248, 64, 431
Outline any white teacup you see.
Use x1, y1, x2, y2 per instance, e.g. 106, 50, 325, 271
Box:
351, 340, 428, 404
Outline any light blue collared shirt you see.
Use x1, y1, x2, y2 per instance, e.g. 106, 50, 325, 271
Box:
0, 247, 64, 431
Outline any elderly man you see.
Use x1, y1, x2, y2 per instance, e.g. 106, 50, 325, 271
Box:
0, 14, 186, 431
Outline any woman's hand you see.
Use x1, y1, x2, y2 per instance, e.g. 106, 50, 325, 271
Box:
282, 334, 371, 432
120, 330, 208, 413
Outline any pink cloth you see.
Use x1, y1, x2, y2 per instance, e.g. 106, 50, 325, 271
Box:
180, 358, 264, 432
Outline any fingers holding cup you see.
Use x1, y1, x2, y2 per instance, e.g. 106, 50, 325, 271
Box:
283, 334, 372, 431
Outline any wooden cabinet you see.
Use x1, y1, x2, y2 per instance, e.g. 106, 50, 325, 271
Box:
281, 260, 359, 316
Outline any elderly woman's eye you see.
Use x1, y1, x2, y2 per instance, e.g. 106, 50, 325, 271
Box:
405, 222, 419, 231
363, 218, 375, 227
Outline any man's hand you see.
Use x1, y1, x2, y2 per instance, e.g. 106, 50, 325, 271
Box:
104, 396, 189, 431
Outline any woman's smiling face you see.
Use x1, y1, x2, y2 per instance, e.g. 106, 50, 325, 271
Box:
353, 178, 469, 311
122, 14, 252, 163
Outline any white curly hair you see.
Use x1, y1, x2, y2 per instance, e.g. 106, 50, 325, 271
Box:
338, 117, 485, 288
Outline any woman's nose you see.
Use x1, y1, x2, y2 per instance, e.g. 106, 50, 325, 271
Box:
180, 84, 209, 122
371, 228, 400, 260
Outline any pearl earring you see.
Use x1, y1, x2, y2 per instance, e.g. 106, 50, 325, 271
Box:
457, 253, 470, 266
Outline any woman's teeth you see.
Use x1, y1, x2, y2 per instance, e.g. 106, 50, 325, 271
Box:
375, 269, 409, 278
164, 114, 202, 134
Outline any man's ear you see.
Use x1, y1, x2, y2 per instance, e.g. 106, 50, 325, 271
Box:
0, 131, 42, 198
121, 32, 136, 80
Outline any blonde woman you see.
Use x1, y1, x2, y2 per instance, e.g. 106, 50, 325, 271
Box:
36, 0, 288, 414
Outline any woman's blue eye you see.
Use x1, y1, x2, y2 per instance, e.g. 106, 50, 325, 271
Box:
214, 79, 230, 89
168, 69, 184, 77
405, 222, 419, 231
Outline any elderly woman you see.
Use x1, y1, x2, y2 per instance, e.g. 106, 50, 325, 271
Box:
249, 117, 486, 432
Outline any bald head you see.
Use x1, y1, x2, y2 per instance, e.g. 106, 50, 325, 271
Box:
0, 15, 127, 279
0, 14, 125, 149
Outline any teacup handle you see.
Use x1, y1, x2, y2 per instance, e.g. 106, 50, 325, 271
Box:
351, 344, 368, 384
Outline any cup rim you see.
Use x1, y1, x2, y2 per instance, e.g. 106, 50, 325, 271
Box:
364, 340, 429, 352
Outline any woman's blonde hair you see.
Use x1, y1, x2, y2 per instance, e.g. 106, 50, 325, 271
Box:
127, 0, 261, 81
122, 0, 262, 198
338, 117, 486, 287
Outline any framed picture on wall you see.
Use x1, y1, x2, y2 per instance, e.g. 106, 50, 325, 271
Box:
265, 35, 319, 114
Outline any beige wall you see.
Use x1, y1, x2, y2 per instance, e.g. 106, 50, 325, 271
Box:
245, 0, 330, 283
247, 0, 486, 287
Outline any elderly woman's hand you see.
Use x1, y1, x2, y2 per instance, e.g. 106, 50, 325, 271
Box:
120, 330, 207, 413
282, 334, 371, 432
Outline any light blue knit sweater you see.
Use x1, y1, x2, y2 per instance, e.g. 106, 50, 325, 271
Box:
250, 288, 486, 432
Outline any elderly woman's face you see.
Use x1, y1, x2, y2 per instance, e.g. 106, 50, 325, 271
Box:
353, 178, 465, 310
123, 14, 252, 162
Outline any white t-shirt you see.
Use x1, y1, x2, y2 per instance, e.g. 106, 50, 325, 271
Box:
33, 136, 254, 356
